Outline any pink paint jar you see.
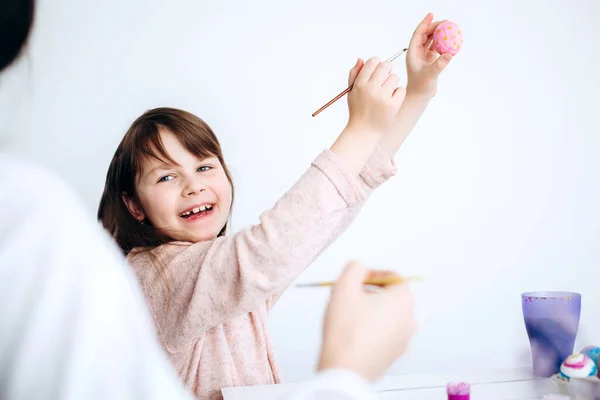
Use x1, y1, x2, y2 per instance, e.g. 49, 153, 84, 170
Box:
447, 382, 470, 400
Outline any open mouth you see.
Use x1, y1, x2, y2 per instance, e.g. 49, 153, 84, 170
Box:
180, 204, 214, 219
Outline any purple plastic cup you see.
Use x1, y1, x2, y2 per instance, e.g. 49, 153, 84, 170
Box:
522, 291, 581, 377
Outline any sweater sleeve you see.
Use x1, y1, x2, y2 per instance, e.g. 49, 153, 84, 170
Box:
130, 148, 395, 351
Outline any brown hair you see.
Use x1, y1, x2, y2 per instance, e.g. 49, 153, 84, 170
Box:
98, 107, 234, 255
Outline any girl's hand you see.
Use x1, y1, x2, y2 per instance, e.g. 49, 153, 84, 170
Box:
406, 13, 453, 100
346, 57, 406, 135
317, 261, 417, 382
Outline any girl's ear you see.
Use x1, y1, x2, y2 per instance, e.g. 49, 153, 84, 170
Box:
121, 192, 146, 222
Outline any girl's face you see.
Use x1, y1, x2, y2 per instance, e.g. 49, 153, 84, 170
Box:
125, 129, 232, 243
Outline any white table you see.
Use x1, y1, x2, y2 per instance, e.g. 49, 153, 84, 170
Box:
222, 368, 560, 400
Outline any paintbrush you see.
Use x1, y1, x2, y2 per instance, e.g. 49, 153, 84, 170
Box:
296, 274, 423, 288
312, 47, 408, 117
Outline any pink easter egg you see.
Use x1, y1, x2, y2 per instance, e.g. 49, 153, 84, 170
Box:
432, 21, 463, 56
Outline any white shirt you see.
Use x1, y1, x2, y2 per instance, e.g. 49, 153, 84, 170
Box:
0, 154, 193, 400
0, 154, 377, 400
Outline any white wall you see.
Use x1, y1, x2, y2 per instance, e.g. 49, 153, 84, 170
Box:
2, 0, 599, 383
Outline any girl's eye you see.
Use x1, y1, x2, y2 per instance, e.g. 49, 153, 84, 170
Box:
158, 175, 174, 183
197, 166, 212, 172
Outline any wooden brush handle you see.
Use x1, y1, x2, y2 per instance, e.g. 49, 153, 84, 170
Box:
364, 275, 407, 286
296, 274, 422, 288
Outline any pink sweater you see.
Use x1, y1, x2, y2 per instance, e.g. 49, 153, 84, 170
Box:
128, 148, 395, 399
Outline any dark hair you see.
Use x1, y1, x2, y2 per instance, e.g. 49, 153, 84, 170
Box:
98, 107, 234, 255
0, 0, 35, 72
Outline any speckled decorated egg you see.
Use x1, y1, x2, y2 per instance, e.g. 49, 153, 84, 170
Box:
432, 21, 463, 56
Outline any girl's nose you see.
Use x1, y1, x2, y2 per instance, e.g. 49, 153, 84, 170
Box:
182, 177, 207, 197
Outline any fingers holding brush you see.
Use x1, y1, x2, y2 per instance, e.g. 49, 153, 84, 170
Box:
312, 49, 407, 117
318, 261, 417, 382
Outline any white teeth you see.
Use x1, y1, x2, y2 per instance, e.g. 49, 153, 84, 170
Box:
181, 205, 213, 217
